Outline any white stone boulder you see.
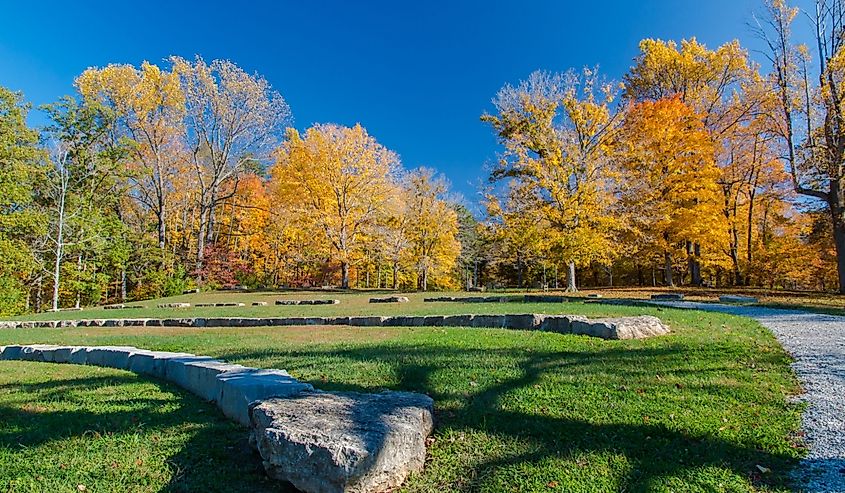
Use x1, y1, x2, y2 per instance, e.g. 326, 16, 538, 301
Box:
250, 390, 434, 493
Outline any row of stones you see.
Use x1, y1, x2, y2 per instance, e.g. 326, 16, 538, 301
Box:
0, 344, 434, 493
0, 314, 670, 340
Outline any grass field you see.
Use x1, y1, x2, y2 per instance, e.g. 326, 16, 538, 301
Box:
0, 291, 804, 492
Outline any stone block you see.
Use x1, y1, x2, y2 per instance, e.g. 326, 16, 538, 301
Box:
127, 351, 194, 378
505, 314, 546, 330
470, 315, 506, 328
252, 302, 268, 306
165, 359, 250, 402
85, 346, 142, 370
442, 315, 474, 327
422, 316, 445, 326
349, 316, 387, 327
217, 368, 313, 426
250, 390, 433, 493
0, 345, 23, 360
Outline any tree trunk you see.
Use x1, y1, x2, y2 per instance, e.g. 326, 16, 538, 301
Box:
157, 208, 166, 251
341, 261, 350, 289
196, 202, 210, 276
664, 252, 674, 287
421, 268, 428, 291
392, 261, 399, 290
830, 193, 845, 294
35, 276, 43, 313
121, 270, 127, 302
565, 261, 577, 292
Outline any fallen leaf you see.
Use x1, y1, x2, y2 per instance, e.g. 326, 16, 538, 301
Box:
756, 465, 771, 474
77, 486, 86, 492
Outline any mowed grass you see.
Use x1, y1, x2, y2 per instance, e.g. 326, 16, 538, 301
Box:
0, 298, 804, 492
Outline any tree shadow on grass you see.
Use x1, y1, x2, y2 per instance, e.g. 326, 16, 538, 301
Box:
0, 363, 288, 492
218, 341, 801, 491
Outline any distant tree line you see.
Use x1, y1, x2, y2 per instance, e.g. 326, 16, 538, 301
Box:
0, 0, 841, 315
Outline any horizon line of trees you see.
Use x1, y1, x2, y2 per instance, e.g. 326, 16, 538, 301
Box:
0, 0, 841, 315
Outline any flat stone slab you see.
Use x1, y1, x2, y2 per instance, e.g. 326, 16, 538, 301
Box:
719, 295, 759, 304
650, 293, 684, 301
369, 296, 410, 303
252, 302, 268, 306
250, 390, 434, 493
157, 303, 191, 308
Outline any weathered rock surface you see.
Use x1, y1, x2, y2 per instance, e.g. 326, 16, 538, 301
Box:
157, 303, 191, 308
250, 390, 434, 493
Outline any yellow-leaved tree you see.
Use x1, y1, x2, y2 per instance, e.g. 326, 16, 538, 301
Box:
271, 124, 400, 288
482, 69, 620, 291
76, 62, 185, 253
616, 98, 726, 286
403, 168, 461, 290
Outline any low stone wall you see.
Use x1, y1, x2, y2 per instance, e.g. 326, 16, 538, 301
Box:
0, 344, 434, 493
0, 314, 670, 340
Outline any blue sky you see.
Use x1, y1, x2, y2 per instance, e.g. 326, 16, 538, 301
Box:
0, 0, 807, 203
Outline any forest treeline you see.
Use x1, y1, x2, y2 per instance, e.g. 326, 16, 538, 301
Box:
0, 0, 842, 314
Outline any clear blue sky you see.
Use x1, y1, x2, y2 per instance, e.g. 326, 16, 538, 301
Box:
0, 0, 806, 204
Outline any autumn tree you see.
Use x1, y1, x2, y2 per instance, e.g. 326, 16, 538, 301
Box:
484, 183, 553, 288
483, 69, 620, 291
404, 168, 461, 290
624, 37, 759, 284
272, 124, 400, 289
170, 56, 291, 275
755, 0, 845, 292
75, 62, 185, 253
616, 98, 725, 286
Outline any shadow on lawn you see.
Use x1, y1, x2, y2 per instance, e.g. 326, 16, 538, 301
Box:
218, 342, 800, 491
0, 369, 289, 493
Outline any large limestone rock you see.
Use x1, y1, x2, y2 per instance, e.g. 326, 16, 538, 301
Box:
250, 390, 434, 493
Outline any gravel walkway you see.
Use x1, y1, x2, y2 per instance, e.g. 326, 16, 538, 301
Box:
654, 301, 845, 492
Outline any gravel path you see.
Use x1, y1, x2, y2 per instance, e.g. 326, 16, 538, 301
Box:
654, 301, 845, 492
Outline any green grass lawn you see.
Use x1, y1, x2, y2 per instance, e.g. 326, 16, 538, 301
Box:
0, 294, 804, 492
1, 290, 678, 321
